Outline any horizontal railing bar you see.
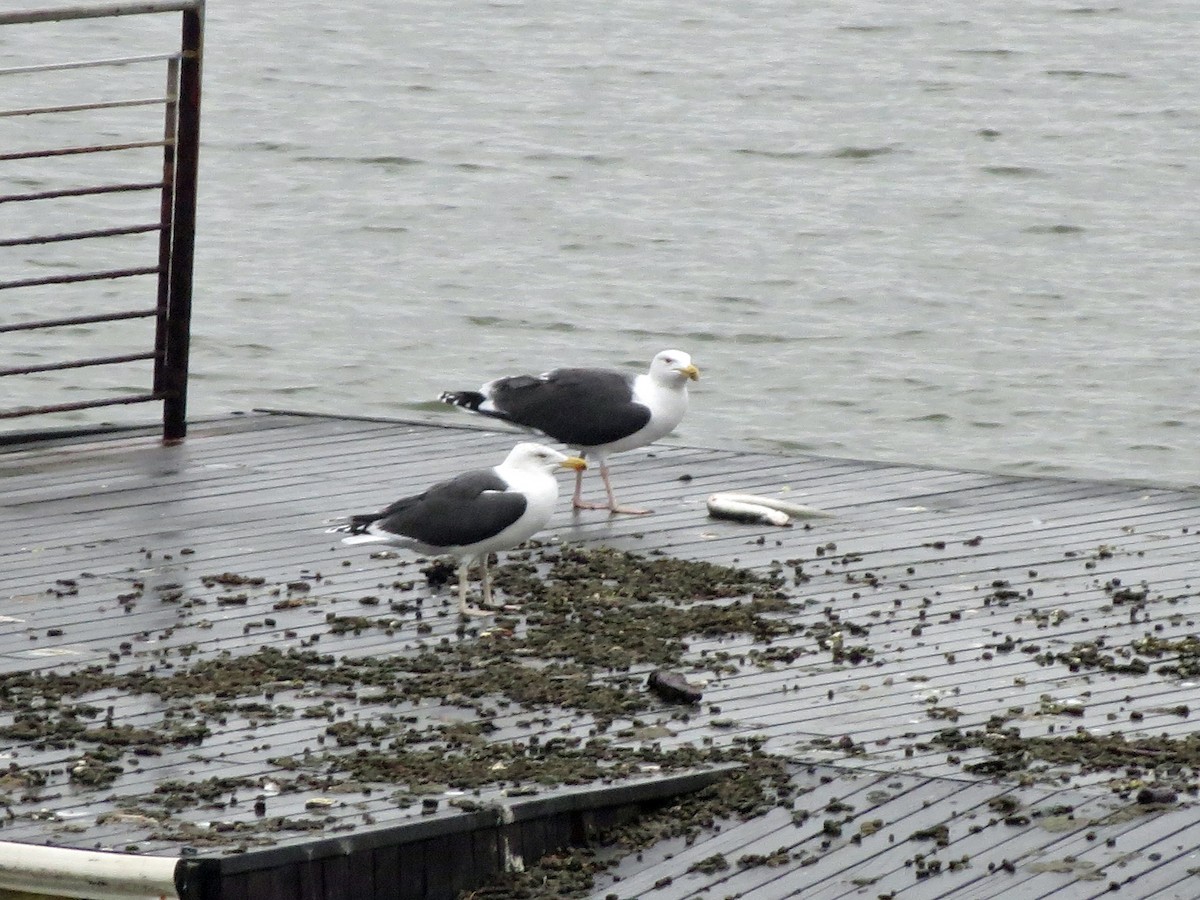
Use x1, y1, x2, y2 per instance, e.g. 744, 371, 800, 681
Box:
0, 266, 159, 290
0, 351, 158, 378
0, 2, 199, 27
0, 222, 162, 247
0, 139, 169, 162
0, 96, 168, 118
0, 392, 168, 420
0, 309, 160, 334
0, 180, 164, 203
0, 53, 178, 76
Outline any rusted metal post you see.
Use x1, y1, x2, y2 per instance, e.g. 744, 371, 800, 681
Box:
160, 2, 203, 443
153, 55, 179, 403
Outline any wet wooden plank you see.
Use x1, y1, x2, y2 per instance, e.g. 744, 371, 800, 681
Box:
343, 848, 375, 899
370, 843, 401, 900
243, 865, 300, 900
297, 859, 323, 900
395, 840, 426, 900
2, 412, 1199, 898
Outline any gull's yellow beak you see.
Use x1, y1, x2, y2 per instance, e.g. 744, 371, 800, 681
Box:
560, 456, 588, 471
680, 364, 700, 381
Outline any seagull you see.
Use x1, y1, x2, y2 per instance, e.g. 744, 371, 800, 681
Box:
439, 350, 699, 515
333, 442, 586, 617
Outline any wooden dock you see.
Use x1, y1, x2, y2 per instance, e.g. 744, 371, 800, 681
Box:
2, 411, 1199, 899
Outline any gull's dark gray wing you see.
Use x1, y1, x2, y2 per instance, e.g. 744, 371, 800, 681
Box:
351, 469, 527, 549
486, 368, 651, 447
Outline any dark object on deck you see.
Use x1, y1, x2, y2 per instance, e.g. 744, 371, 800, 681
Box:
648, 670, 704, 704
1136, 786, 1178, 805
0, 1, 204, 442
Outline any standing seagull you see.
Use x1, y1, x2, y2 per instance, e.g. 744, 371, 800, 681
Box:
333, 443, 586, 617
439, 350, 699, 515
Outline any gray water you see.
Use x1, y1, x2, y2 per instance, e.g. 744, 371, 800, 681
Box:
3, 1, 1198, 486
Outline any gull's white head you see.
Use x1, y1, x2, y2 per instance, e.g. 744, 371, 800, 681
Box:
504, 442, 588, 474
649, 349, 700, 385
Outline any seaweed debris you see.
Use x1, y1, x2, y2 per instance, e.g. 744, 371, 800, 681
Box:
930, 727, 1200, 784
0, 547, 791, 840
459, 757, 791, 898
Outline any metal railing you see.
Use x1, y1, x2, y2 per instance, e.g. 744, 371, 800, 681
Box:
0, 1, 203, 443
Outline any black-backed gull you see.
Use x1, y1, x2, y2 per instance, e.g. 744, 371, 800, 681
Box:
334, 442, 586, 617
439, 350, 699, 515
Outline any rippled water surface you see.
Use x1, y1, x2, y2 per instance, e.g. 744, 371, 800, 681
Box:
3, 1, 1197, 486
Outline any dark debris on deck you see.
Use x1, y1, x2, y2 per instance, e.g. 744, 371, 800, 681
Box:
2, 411, 1200, 899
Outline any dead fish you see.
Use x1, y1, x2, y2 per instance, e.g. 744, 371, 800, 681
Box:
705, 495, 791, 526
708, 492, 834, 519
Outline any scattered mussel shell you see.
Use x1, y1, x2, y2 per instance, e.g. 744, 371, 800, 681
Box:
647, 670, 703, 704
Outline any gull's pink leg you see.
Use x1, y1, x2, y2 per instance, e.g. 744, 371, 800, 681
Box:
457, 558, 492, 618
599, 460, 651, 515
571, 466, 591, 510
480, 555, 492, 608
572, 459, 611, 511
572, 456, 651, 514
